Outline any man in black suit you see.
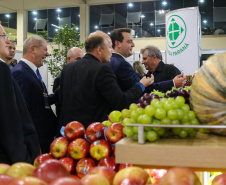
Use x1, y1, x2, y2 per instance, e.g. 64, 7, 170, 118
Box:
141, 45, 181, 83
5, 41, 16, 69
56, 31, 154, 135
12, 36, 59, 153
0, 24, 40, 164
106, 28, 186, 93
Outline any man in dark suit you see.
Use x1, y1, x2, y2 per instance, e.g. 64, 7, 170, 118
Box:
141, 45, 181, 83
12, 36, 59, 153
106, 28, 186, 93
0, 24, 40, 164
5, 41, 16, 69
56, 31, 154, 135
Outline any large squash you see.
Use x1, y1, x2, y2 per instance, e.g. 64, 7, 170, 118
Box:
190, 52, 226, 135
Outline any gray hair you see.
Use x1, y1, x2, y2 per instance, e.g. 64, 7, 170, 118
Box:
23, 36, 46, 55
140, 45, 162, 60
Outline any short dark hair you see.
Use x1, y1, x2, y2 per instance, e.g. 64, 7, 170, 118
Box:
110, 28, 131, 49
85, 33, 105, 53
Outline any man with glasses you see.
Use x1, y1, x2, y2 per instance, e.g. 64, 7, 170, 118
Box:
0, 24, 40, 164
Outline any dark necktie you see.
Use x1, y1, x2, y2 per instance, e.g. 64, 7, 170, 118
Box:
36, 68, 50, 109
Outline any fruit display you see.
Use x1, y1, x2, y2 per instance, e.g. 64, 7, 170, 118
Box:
190, 52, 226, 136
121, 93, 200, 142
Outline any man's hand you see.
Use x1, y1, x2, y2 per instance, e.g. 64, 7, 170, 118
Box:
140, 74, 154, 87
173, 73, 186, 88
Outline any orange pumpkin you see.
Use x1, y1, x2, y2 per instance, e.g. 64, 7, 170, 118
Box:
190, 52, 226, 135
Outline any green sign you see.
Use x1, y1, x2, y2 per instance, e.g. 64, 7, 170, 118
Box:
167, 15, 187, 49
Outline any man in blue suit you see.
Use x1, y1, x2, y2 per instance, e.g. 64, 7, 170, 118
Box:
12, 36, 59, 153
106, 28, 186, 93
0, 24, 40, 164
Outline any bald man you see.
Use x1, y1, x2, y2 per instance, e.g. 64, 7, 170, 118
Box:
56, 31, 153, 135
53, 47, 84, 118
67, 47, 84, 63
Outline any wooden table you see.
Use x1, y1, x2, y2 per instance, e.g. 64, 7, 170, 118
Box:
115, 133, 226, 172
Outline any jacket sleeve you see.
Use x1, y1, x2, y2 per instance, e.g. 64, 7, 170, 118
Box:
0, 62, 40, 164
145, 80, 174, 93
96, 65, 143, 111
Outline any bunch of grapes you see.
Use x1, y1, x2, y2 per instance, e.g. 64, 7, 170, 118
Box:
121, 95, 200, 143
165, 87, 191, 104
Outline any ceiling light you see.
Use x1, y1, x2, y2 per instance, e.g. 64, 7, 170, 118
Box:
95, 25, 98, 29
141, 15, 145, 18
159, 10, 165, 14
157, 29, 161, 32
128, 3, 133, 7
76, 27, 79, 30
32, 11, 37, 15
203, 20, 207, 24
199, 0, 204, 3
162, 1, 167, 5
150, 23, 154, 26
34, 18, 37, 21
5, 14, 10, 18
56, 8, 61, 13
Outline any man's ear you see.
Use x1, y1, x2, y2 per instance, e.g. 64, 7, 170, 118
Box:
30, 45, 36, 54
97, 46, 102, 55
115, 40, 121, 48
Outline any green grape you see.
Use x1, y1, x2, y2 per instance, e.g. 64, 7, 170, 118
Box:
187, 128, 197, 138
130, 110, 139, 122
167, 109, 178, 120
155, 108, 166, 119
144, 127, 152, 132
171, 119, 180, 125
144, 105, 156, 117
102, 120, 112, 127
190, 118, 200, 125
181, 114, 189, 123
121, 109, 130, 118
161, 129, 170, 138
181, 104, 190, 112
129, 103, 138, 111
168, 97, 175, 103
164, 100, 174, 111
160, 97, 168, 105
137, 115, 143, 124
173, 103, 179, 109
140, 114, 152, 124
175, 96, 185, 107
109, 110, 122, 123
133, 126, 138, 134
137, 108, 145, 115
123, 126, 134, 137
176, 109, 185, 120
146, 130, 158, 142
172, 128, 182, 135
188, 110, 196, 120
132, 134, 138, 141
122, 118, 134, 126
152, 119, 161, 131
161, 117, 172, 125
151, 99, 162, 108
181, 121, 191, 131
179, 130, 188, 138
156, 128, 165, 136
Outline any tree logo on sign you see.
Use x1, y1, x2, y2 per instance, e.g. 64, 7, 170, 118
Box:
167, 15, 187, 49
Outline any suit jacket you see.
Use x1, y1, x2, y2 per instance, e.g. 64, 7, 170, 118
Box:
0, 61, 40, 164
106, 53, 174, 93
11, 61, 58, 153
146, 61, 181, 83
57, 54, 144, 135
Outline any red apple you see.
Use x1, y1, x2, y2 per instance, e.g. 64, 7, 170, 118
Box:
68, 138, 90, 160
59, 157, 76, 174
0, 174, 14, 184
49, 177, 83, 185
98, 157, 119, 172
158, 167, 201, 185
112, 166, 150, 185
0, 163, 11, 174
64, 121, 85, 141
32, 159, 70, 183
80, 174, 110, 185
212, 173, 226, 185
118, 163, 133, 171
85, 122, 105, 142
70, 174, 80, 180
105, 123, 124, 143
50, 137, 69, 159
76, 158, 97, 178
89, 140, 111, 161
87, 166, 116, 184
34, 153, 53, 167
8, 176, 48, 185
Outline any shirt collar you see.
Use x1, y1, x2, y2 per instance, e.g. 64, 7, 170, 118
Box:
21, 58, 38, 77
112, 52, 128, 61
0, 58, 6, 63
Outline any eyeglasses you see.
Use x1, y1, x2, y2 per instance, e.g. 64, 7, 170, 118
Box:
0, 35, 9, 41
